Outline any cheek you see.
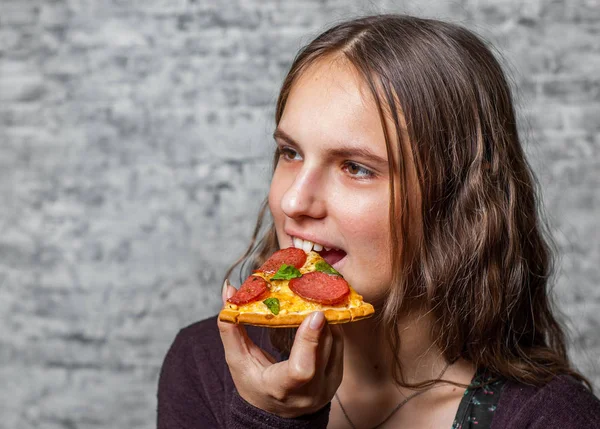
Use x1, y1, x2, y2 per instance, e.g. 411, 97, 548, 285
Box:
341, 193, 389, 247
268, 188, 282, 232
268, 170, 289, 240
338, 195, 393, 296
267, 184, 279, 218
268, 167, 284, 216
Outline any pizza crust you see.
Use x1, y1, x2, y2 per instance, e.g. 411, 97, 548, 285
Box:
218, 301, 375, 328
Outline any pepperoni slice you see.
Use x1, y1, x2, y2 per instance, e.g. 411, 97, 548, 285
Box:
256, 247, 307, 274
227, 275, 269, 305
289, 271, 350, 305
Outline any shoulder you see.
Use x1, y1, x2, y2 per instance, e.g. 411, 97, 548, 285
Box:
157, 316, 227, 402
493, 374, 600, 428
157, 315, 282, 427
176, 315, 224, 352
158, 315, 222, 378
159, 315, 282, 385
161, 315, 279, 373
169, 315, 280, 359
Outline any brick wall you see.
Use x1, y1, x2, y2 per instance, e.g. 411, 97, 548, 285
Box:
0, 0, 598, 427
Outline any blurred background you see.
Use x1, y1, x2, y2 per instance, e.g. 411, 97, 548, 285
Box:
0, 0, 598, 427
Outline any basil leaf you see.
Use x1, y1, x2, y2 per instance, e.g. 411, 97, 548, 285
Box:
263, 297, 280, 315
271, 264, 302, 280
315, 260, 341, 276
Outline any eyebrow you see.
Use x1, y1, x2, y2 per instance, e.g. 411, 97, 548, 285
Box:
272, 128, 389, 168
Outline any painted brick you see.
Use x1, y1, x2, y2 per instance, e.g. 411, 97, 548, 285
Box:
0, 2, 40, 26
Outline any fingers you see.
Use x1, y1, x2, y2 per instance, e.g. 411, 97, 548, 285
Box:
221, 279, 236, 305
218, 314, 249, 360
218, 279, 275, 368
218, 280, 253, 363
219, 315, 275, 370
285, 312, 326, 387
218, 279, 246, 360
250, 343, 277, 365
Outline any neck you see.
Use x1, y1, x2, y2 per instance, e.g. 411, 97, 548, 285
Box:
332, 310, 476, 429
340, 310, 448, 388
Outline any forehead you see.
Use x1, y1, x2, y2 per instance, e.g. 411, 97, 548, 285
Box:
278, 57, 390, 155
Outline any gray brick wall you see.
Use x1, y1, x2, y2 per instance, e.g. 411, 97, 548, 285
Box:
0, 0, 598, 427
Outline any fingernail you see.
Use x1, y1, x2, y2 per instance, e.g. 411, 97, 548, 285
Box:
309, 312, 325, 330
226, 283, 236, 299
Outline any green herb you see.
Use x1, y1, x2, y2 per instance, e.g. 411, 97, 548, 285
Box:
263, 297, 280, 315
315, 260, 342, 276
271, 264, 302, 280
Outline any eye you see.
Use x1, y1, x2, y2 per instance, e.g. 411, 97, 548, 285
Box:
279, 146, 302, 161
343, 161, 375, 179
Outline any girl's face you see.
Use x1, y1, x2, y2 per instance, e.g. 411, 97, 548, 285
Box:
269, 58, 396, 303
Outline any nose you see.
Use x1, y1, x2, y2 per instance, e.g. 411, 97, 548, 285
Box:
280, 166, 326, 220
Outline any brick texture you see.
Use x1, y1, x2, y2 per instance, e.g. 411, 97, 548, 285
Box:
0, 0, 598, 427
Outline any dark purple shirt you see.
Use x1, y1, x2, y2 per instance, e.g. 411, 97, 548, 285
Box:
157, 316, 600, 428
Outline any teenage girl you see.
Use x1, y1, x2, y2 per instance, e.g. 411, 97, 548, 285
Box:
158, 15, 600, 429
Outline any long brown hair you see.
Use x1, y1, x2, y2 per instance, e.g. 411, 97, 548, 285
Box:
225, 14, 590, 389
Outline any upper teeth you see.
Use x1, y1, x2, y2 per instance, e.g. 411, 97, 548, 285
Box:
292, 237, 330, 253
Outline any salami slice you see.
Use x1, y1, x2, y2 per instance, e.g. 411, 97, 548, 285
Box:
289, 271, 350, 305
228, 275, 269, 305
257, 247, 307, 274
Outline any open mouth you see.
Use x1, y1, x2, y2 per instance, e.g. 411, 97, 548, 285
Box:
317, 248, 347, 266
291, 236, 347, 267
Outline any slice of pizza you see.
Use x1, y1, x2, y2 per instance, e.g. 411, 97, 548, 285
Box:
219, 247, 375, 327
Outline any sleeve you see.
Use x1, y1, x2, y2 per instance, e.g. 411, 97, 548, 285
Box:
157, 328, 221, 428
229, 391, 331, 429
528, 378, 600, 429
492, 376, 600, 429
157, 320, 331, 429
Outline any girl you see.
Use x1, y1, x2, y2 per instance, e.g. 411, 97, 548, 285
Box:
158, 14, 600, 428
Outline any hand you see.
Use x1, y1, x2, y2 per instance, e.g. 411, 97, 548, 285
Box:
218, 280, 344, 418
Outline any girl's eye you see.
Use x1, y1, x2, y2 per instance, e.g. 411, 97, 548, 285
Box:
343, 162, 375, 179
279, 147, 302, 161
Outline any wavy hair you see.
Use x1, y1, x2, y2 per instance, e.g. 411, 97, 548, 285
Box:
224, 14, 590, 389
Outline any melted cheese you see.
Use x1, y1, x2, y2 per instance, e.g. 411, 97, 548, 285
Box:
227, 251, 365, 315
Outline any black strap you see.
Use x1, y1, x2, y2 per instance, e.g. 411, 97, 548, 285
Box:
451, 368, 507, 428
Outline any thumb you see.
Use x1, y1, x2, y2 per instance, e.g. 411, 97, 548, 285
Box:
285, 312, 326, 386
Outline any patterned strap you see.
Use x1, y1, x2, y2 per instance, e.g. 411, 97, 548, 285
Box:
451, 369, 507, 429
